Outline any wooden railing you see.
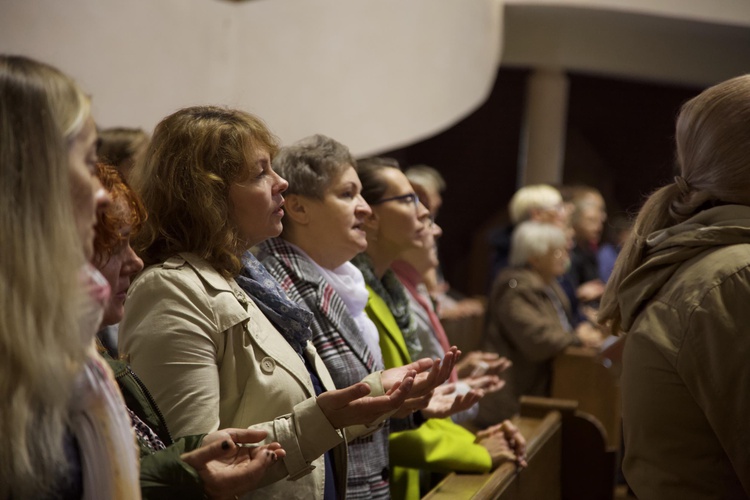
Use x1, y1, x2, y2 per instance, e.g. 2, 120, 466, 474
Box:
423, 396, 616, 500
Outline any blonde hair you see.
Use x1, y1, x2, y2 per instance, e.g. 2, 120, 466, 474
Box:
132, 106, 279, 277
0, 56, 89, 497
600, 74, 750, 334
508, 184, 562, 224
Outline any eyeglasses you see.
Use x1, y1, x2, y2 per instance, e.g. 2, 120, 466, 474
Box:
371, 192, 420, 210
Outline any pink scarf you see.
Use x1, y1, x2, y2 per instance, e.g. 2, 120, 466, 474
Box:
392, 260, 457, 383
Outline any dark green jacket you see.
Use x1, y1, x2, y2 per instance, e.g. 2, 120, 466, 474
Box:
102, 352, 208, 499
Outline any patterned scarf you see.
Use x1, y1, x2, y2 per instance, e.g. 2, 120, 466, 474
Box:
392, 260, 458, 382
235, 251, 313, 357
352, 253, 421, 355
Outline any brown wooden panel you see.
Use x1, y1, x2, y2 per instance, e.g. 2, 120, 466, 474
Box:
423, 411, 562, 500
551, 344, 622, 449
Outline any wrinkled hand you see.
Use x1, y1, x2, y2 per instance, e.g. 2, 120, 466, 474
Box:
438, 298, 485, 320
476, 420, 527, 469
576, 279, 605, 303
455, 351, 512, 379
421, 383, 483, 419
181, 428, 285, 500
575, 321, 604, 349
317, 371, 415, 429
462, 374, 505, 394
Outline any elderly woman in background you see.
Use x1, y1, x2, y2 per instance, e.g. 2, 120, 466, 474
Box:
478, 221, 603, 427
93, 164, 285, 499
119, 106, 419, 500
600, 75, 750, 498
257, 135, 455, 499
0, 55, 140, 498
354, 157, 527, 500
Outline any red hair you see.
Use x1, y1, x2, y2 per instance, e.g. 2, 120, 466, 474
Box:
93, 163, 146, 264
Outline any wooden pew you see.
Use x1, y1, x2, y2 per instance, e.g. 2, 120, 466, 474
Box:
551, 337, 624, 449
423, 397, 616, 500
423, 403, 562, 500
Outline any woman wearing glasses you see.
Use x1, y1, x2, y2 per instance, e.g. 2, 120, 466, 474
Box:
353, 158, 526, 500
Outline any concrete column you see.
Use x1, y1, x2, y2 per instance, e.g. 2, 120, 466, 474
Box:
517, 68, 570, 187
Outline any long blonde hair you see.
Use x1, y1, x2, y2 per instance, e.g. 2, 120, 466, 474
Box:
0, 56, 91, 497
599, 74, 750, 334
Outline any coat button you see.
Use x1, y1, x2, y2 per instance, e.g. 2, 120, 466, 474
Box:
260, 357, 276, 374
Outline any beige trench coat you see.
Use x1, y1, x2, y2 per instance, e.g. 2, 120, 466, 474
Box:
120, 253, 385, 499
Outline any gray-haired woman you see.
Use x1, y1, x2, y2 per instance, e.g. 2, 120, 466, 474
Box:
257, 134, 454, 499
478, 220, 602, 426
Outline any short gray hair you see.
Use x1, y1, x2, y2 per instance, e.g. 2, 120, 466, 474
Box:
508, 184, 562, 224
509, 221, 567, 267
272, 134, 354, 199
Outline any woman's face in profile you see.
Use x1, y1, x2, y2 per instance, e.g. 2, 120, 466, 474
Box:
529, 245, 569, 282
69, 117, 110, 260
95, 198, 144, 327
302, 165, 371, 267
229, 147, 289, 248
369, 168, 430, 253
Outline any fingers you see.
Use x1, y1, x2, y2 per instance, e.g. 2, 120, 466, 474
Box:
405, 357, 436, 375
318, 382, 372, 411
251, 444, 284, 463
319, 377, 417, 428
225, 428, 268, 446
386, 370, 417, 396
451, 390, 482, 413
180, 438, 237, 468
392, 392, 432, 419
411, 358, 443, 397
501, 420, 527, 467
381, 360, 433, 392
386, 374, 414, 405
432, 348, 458, 388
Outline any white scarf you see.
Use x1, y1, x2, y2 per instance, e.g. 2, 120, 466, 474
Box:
308, 257, 384, 367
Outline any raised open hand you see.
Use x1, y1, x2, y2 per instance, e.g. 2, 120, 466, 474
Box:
409, 347, 461, 398
317, 371, 415, 429
456, 351, 512, 379
462, 374, 506, 394
180, 428, 285, 499
421, 383, 483, 419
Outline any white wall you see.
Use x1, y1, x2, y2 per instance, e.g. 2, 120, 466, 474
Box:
0, 0, 502, 155
2, 0, 749, 154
